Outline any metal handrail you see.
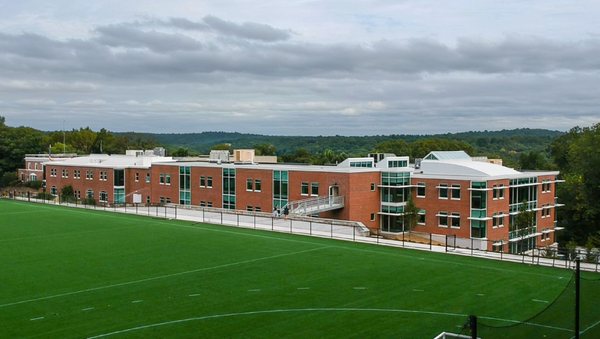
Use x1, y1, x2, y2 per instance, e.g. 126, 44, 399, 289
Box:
287, 195, 344, 215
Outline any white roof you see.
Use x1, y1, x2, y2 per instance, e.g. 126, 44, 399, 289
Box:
424, 151, 471, 161
417, 159, 520, 178
44, 154, 176, 169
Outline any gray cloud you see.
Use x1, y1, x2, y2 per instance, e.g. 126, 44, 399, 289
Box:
0, 15, 599, 135
202, 15, 292, 42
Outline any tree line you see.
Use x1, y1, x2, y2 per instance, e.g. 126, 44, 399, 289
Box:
1, 115, 599, 247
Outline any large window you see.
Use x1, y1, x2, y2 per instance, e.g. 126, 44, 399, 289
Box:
223, 168, 236, 209
113, 169, 124, 186
273, 170, 288, 208
179, 166, 191, 205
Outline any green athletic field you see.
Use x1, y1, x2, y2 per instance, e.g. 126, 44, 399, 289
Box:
1, 199, 598, 338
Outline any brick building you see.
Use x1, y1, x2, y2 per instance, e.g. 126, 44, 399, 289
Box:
37, 150, 561, 253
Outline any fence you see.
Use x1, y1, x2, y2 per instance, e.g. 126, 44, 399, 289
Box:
5, 191, 599, 273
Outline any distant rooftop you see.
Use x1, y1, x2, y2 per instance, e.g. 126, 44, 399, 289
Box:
423, 151, 472, 161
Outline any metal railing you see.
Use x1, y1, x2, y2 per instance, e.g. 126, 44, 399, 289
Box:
4, 192, 598, 273
287, 195, 344, 215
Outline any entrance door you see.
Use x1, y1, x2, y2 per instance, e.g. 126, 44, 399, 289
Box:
328, 185, 339, 204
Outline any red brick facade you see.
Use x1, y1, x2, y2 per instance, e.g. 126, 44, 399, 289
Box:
40, 153, 561, 253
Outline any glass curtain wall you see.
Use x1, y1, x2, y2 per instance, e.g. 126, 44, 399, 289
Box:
179, 166, 191, 205
273, 170, 288, 209
222, 168, 236, 209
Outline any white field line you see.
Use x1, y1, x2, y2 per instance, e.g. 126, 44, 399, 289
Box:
82, 307, 95, 311
29, 316, 44, 321
532, 299, 549, 303
0, 246, 330, 309
479, 315, 573, 332
572, 319, 600, 339
86, 307, 573, 338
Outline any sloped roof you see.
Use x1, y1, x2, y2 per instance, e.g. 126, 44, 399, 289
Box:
423, 151, 471, 161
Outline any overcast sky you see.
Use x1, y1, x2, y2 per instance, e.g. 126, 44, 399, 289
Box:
1, 1, 599, 135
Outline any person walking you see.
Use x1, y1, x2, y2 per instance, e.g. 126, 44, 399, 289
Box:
283, 205, 289, 218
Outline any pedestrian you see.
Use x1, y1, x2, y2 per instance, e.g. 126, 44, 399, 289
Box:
272, 207, 278, 218
283, 205, 289, 218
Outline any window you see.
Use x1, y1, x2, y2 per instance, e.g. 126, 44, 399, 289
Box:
61, 169, 69, 178
86, 170, 94, 180
247, 178, 253, 191
301, 182, 309, 195
416, 183, 426, 197
542, 181, 552, 193
371, 183, 376, 191
165, 175, 171, 185
418, 210, 426, 225
50, 168, 57, 177
438, 184, 448, 199
99, 191, 108, 202
160, 174, 165, 185
74, 170, 80, 179
86, 189, 94, 199
450, 213, 460, 228
311, 182, 319, 196
388, 160, 408, 168
438, 212, 448, 227
99, 171, 108, 181
50, 186, 57, 195
350, 161, 373, 167
255, 180, 261, 192
493, 213, 505, 227
135, 172, 139, 182
493, 185, 505, 199
146, 196, 150, 204
255, 207, 262, 212
451, 185, 461, 199
247, 206, 253, 211
145, 173, 151, 183
370, 213, 376, 221
201, 176, 213, 188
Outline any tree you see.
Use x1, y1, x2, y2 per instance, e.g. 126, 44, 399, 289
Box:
61, 185, 75, 202
373, 139, 410, 156
551, 123, 600, 244
518, 151, 551, 170
403, 196, 419, 233
212, 143, 232, 151
254, 143, 276, 156
171, 148, 190, 157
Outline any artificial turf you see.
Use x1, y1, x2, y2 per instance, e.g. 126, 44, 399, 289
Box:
1, 199, 598, 338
